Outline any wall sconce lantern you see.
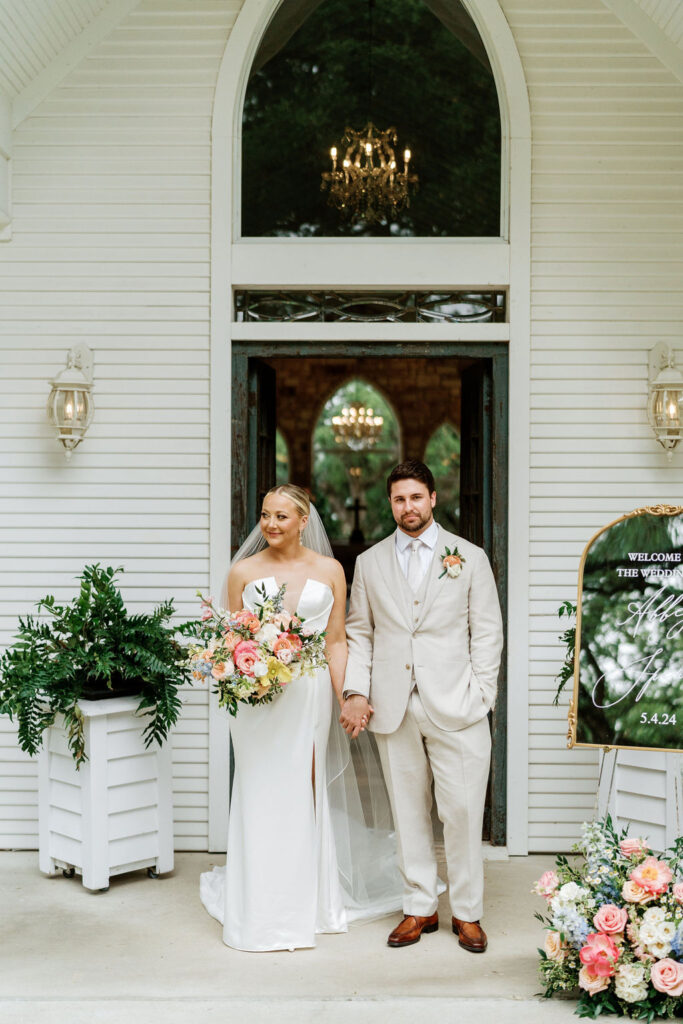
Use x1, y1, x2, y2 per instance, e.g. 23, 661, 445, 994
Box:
47, 344, 94, 460
648, 343, 683, 460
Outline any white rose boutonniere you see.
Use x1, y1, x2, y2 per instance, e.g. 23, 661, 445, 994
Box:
439, 546, 466, 579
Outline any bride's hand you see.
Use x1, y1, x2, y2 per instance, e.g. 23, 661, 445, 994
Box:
339, 695, 373, 739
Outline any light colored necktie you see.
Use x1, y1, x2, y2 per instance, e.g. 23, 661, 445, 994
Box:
406, 539, 422, 592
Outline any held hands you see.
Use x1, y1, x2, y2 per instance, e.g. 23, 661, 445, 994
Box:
339, 695, 374, 739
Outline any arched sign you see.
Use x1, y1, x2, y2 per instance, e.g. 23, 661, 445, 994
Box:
569, 505, 683, 753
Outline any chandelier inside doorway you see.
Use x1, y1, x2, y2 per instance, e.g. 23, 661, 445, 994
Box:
321, 122, 418, 224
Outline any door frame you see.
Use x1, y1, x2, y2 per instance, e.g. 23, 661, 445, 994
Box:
208, 0, 531, 854
232, 339, 509, 845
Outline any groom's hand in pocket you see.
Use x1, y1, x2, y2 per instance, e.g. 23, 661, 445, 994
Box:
340, 695, 373, 739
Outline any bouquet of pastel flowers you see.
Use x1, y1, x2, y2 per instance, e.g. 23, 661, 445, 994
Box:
533, 816, 683, 1020
184, 584, 327, 715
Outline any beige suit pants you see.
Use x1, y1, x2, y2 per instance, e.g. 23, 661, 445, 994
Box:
374, 690, 491, 922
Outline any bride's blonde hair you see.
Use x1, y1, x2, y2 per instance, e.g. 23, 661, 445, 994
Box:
263, 484, 310, 519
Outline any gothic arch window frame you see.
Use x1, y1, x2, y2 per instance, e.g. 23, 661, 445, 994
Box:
209, 0, 531, 855
311, 373, 404, 471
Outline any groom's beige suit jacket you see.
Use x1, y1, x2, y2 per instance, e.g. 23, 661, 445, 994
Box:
345, 525, 503, 734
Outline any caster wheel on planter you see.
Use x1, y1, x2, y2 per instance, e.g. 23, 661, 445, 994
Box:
147, 867, 159, 879
62, 867, 75, 878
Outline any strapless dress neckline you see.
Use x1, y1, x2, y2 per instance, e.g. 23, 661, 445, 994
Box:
244, 576, 333, 615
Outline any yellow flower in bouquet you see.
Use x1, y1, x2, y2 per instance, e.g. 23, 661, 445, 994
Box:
267, 655, 292, 684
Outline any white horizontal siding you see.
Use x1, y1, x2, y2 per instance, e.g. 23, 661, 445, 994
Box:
0, 0, 239, 852
504, 0, 683, 850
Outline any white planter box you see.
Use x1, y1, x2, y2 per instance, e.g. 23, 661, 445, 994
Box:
38, 696, 174, 891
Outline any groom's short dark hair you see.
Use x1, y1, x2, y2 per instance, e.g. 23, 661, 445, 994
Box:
386, 460, 436, 497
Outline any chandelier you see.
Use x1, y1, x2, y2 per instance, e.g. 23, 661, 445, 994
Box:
321, 122, 417, 224
332, 403, 384, 450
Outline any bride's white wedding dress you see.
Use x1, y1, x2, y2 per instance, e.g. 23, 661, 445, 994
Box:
200, 576, 400, 952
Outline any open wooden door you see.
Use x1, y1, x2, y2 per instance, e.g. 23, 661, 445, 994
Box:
459, 359, 492, 556
231, 357, 277, 555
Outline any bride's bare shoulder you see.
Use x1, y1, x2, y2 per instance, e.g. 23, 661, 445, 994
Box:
229, 552, 266, 584
308, 552, 345, 586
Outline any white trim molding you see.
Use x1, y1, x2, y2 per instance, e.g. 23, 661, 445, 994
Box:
601, 0, 683, 86
0, 87, 11, 239
11, 0, 143, 129
209, 0, 532, 854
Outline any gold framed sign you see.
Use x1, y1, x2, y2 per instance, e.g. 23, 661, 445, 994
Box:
568, 505, 683, 753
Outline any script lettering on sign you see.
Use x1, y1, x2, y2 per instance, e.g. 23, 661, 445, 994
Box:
570, 507, 683, 752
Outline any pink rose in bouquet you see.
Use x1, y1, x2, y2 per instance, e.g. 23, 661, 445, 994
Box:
276, 647, 293, 665
233, 610, 261, 634
211, 660, 233, 681
630, 856, 673, 896
273, 632, 302, 655
234, 640, 259, 677
222, 630, 241, 653
579, 933, 619, 977
672, 882, 683, 903
593, 904, 628, 935
532, 870, 559, 901
651, 958, 683, 997
578, 966, 610, 995
622, 880, 655, 904
619, 837, 650, 859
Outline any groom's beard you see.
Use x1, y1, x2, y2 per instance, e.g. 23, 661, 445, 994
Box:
397, 510, 433, 534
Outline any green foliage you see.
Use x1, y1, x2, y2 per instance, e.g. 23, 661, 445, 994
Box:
242, 0, 500, 237
554, 600, 577, 706
425, 422, 460, 532
0, 564, 191, 766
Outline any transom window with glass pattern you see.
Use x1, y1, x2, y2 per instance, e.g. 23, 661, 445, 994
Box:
235, 291, 506, 323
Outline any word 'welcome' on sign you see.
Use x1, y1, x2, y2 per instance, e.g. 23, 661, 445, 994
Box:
568, 505, 683, 753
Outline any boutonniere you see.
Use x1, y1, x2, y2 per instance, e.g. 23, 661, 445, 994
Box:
439, 546, 466, 579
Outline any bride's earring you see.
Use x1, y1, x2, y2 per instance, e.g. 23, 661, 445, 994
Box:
299, 531, 303, 545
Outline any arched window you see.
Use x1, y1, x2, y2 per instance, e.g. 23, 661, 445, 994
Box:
242, 0, 501, 237
275, 428, 290, 484
312, 379, 400, 542
424, 422, 460, 532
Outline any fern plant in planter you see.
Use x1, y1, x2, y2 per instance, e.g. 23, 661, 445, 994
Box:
0, 563, 191, 766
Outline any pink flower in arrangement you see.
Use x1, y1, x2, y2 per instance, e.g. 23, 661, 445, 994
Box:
619, 837, 650, 859
211, 660, 233, 681
275, 610, 293, 630
630, 856, 673, 895
672, 882, 683, 903
532, 870, 559, 900
579, 933, 620, 978
222, 631, 241, 653
233, 610, 261, 634
633, 944, 655, 965
276, 648, 293, 665
622, 880, 655, 904
233, 640, 260, 677
201, 606, 213, 622
290, 616, 302, 629
578, 966, 610, 996
651, 958, 683, 997
273, 632, 303, 655
593, 904, 628, 935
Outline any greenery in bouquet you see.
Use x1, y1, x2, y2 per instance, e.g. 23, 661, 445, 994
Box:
533, 815, 683, 1020
0, 564, 189, 766
184, 584, 327, 715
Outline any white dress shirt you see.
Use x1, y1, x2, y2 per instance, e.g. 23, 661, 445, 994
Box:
395, 519, 439, 588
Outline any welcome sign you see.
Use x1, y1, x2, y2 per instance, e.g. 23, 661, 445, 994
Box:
569, 505, 683, 753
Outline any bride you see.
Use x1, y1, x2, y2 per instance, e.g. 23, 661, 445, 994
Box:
200, 483, 401, 951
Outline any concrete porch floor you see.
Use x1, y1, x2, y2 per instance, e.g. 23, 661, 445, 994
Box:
1, 850, 582, 1024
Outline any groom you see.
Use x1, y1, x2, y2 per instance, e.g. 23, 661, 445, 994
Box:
340, 460, 503, 953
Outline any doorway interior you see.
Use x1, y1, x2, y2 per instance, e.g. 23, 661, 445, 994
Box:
231, 340, 508, 844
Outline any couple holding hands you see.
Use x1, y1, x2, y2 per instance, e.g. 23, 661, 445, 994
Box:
200, 459, 503, 956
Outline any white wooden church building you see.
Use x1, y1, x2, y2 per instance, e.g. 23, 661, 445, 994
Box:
1, 0, 682, 858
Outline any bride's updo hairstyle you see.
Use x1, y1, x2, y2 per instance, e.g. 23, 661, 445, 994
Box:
263, 484, 310, 519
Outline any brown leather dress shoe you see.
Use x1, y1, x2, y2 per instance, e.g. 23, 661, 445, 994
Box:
387, 912, 439, 947
452, 917, 487, 953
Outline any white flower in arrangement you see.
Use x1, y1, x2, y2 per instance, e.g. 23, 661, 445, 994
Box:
252, 661, 268, 678
643, 907, 666, 925
550, 882, 589, 913
614, 963, 649, 1003
639, 914, 676, 958
256, 622, 280, 645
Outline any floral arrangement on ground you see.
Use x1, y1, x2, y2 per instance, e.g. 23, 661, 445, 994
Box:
533, 816, 683, 1020
183, 584, 327, 714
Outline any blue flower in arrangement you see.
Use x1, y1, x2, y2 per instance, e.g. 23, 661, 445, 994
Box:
671, 926, 683, 961
552, 906, 590, 948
